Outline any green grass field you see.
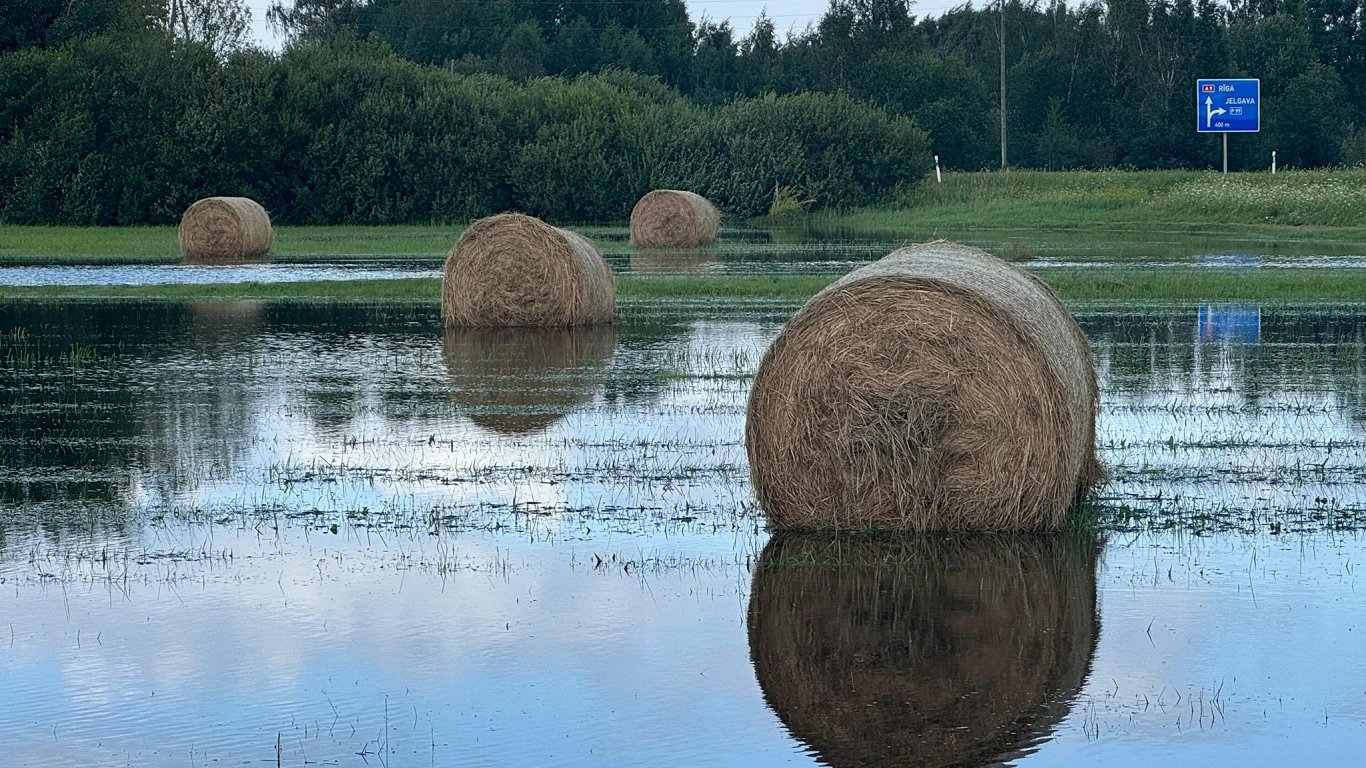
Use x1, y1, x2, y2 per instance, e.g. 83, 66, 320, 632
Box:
854, 168, 1366, 231
4, 170, 1366, 305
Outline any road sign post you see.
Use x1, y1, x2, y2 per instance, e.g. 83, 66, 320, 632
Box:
1196, 79, 1260, 173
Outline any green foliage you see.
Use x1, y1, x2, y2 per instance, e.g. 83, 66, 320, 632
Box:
766, 185, 814, 224
693, 92, 932, 217
0, 33, 930, 225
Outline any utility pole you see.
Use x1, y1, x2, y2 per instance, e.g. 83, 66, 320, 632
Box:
999, 0, 1007, 172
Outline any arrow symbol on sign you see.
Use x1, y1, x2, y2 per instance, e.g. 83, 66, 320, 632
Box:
1205, 96, 1226, 128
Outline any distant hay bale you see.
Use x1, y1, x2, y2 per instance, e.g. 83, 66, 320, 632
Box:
629, 190, 721, 248
442, 326, 616, 435
748, 533, 1098, 768
178, 197, 272, 264
746, 241, 1103, 531
442, 213, 615, 328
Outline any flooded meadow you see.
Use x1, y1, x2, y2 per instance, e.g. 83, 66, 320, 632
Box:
3, 233, 1366, 766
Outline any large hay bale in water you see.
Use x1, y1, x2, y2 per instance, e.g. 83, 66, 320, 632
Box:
442, 326, 616, 435
178, 197, 272, 263
443, 213, 615, 327
748, 533, 1098, 768
629, 190, 721, 248
746, 241, 1103, 531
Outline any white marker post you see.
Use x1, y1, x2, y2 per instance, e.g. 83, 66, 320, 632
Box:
934, 155, 942, 183
1272, 150, 1277, 174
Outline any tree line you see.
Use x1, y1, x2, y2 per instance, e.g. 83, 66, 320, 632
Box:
264, 0, 1366, 172
2, 0, 1364, 225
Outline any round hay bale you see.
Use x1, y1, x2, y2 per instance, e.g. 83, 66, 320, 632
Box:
748, 533, 1098, 768
443, 213, 615, 328
442, 326, 616, 435
746, 241, 1103, 531
628, 248, 718, 274
629, 190, 721, 248
178, 197, 272, 264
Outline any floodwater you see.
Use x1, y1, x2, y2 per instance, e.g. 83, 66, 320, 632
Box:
5, 224, 1366, 287
3, 287, 1366, 764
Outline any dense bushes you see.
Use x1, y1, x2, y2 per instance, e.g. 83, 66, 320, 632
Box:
0, 34, 931, 225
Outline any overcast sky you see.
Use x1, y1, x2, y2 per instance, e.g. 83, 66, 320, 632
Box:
242, 0, 971, 50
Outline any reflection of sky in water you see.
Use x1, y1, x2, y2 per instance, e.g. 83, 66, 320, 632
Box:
0, 263, 438, 286
2, 301, 1366, 764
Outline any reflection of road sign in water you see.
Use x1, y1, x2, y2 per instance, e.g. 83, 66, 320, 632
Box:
1198, 306, 1262, 343
1196, 79, 1260, 132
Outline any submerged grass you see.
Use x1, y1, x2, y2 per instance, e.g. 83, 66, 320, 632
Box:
3, 269, 1366, 303
0, 225, 469, 265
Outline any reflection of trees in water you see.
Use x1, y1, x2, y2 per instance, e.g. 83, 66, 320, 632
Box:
748, 534, 1098, 768
442, 326, 617, 435
135, 301, 266, 501
0, 303, 173, 525
1083, 309, 1366, 421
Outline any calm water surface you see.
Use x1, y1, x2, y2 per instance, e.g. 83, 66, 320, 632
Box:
2, 290, 1365, 764
5, 225, 1366, 287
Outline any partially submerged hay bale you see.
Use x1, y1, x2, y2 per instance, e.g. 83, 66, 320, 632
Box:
746, 241, 1103, 531
442, 326, 616, 435
629, 190, 721, 248
178, 197, 272, 263
749, 533, 1098, 768
443, 213, 615, 327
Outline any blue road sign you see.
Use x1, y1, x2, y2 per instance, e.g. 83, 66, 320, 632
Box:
1196, 79, 1260, 133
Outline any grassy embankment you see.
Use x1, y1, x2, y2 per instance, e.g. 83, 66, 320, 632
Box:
4, 169, 1366, 303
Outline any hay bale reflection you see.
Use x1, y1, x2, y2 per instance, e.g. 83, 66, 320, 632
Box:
748, 533, 1098, 767
186, 300, 265, 342
442, 326, 616, 435
628, 248, 719, 274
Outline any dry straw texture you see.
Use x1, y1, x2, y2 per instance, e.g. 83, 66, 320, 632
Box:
178, 197, 273, 264
442, 213, 615, 327
746, 241, 1103, 531
748, 533, 1098, 768
629, 190, 721, 248
442, 326, 616, 435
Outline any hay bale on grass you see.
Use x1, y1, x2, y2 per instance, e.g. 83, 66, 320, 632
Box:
748, 533, 1098, 768
178, 197, 272, 263
443, 213, 615, 328
746, 241, 1103, 531
629, 190, 721, 248
442, 326, 616, 435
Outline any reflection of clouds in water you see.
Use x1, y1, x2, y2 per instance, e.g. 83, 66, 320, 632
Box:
748, 534, 1098, 767
3, 530, 781, 766
1042, 535, 1366, 763
137, 320, 770, 525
